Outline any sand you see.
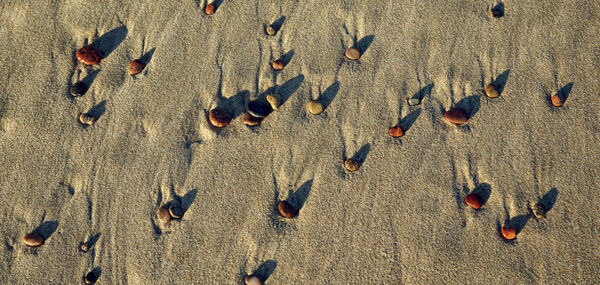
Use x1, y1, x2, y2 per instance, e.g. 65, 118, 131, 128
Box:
1, 1, 599, 284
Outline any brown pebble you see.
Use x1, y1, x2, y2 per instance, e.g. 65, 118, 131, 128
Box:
205, 3, 215, 15
76, 45, 102, 65
242, 113, 262, 126
245, 275, 263, 285
551, 93, 564, 107
169, 203, 183, 219
345, 47, 360, 60
84, 271, 98, 284
79, 113, 96, 125
266, 94, 280, 110
344, 158, 360, 172
128, 59, 145, 76
485, 83, 499, 98
532, 203, 547, 219
80, 242, 90, 252
208, 107, 232, 128
156, 205, 171, 223
501, 225, 516, 240
277, 200, 296, 218
464, 193, 482, 210
265, 25, 276, 36
444, 108, 468, 125
388, 125, 404, 138
306, 100, 323, 115
23, 232, 44, 247
272, 59, 284, 71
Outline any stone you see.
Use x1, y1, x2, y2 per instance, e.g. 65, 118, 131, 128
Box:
388, 125, 404, 138
156, 205, 171, 223
128, 59, 145, 76
22, 232, 44, 247
551, 93, 564, 107
490, 7, 504, 18
71, 82, 88, 97
245, 275, 262, 285
464, 193, 482, 209
76, 46, 102, 65
345, 47, 360, 60
84, 271, 98, 284
80, 242, 90, 252
485, 83, 500, 98
247, 100, 271, 118
501, 225, 516, 240
205, 3, 215, 15
407, 98, 420, 106
265, 25, 276, 36
444, 108, 468, 125
307, 100, 323, 115
208, 107, 232, 128
277, 200, 296, 218
242, 113, 262, 126
272, 59, 284, 71
344, 158, 360, 172
169, 202, 183, 219
531, 203, 547, 219
79, 113, 96, 125
266, 94, 280, 110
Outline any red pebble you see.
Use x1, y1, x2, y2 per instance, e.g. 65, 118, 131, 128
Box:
464, 193, 482, 209
76, 45, 102, 65
501, 225, 516, 240
128, 59, 145, 75
205, 3, 215, 15
388, 125, 404, 137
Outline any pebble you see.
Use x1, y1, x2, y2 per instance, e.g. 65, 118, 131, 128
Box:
76, 46, 102, 65
205, 3, 215, 15
444, 108, 468, 125
266, 94, 280, 110
265, 25, 276, 36
344, 158, 360, 172
22, 232, 44, 247
485, 83, 500, 98
128, 59, 145, 76
245, 275, 263, 285
490, 8, 503, 18
84, 271, 98, 284
71, 81, 88, 97
464, 193, 482, 209
345, 47, 360, 60
407, 98, 420, 106
247, 100, 271, 118
208, 107, 232, 128
551, 93, 564, 107
388, 125, 404, 138
242, 113, 262, 126
169, 202, 183, 219
277, 200, 296, 218
306, 100, 323, 115
272, 59, 285, 71
531, 203, 547, 219
79, 113, 96, 125
501, 225, 516, 240
156, 205, 171, 223
79, 242, 90, 252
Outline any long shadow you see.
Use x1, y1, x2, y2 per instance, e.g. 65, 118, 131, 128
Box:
252, 260, 277, 283
35, 221, 58, 240
558, 82, 574, 102
508, 215, 530, 234
492, 69, 510, 95
356, 35, 374, 55
92, 26, 128, 59
540, 188, 558, 212
287, 179, 313, 215
87, 232, 101, 249
261, 74, 305, 107
350, 143, 371, 165
218, 90, 248, 120
411, 83, 434, 102
80, 70, 100, 90
280, 50, 294, 66
472, 183, 492, 205
399, 109, 421, 132
88, 100, 107, 120
318, 81, 340, 110
455, 95, 481, 119
181, 189, 198, 214
271, 16, 286, 32
140, 47, 156, 65
213, 0, 224, 10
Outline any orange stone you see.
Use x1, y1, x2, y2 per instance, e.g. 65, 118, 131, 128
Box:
272, 59, 284, 71
205, 3, 215, 15
128, 59, 145, 75
208, 108, 232, 128
501, 225, 516, 240
245, 275, 263, 285
551, 94, 564, 107
76, 46, 102, 65
444, 108, 468, 125
23, 232, 44, 247
242, 113, 262, 126
388, 125, 404, 138
277, 200, 296, 218
344, 158, 360, 172
464, 193, 482, 209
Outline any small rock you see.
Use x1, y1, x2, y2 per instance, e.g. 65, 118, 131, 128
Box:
242, 113, 262, 126
485, 83, 500, 98
22, 232, 44, 247
76, 46, 102, 65
128, 59, 145, 76
169, 202, 183, 219
205, 3, 215, 15
388, 125, 404, 138
501, 225, 516, 240
71, 81, 88, 97
245, 275, 263, 285
156, 205, 171, 223
208, 107, 232, 128
307, 100, 323, 115
79, 113, 96, 125
272, 59, 285, 71
531, 203, 547, 219
266, 94, 280, 110
277, 200, 296, 218
344, 158, 360, 172
84, 271, 98, 284
79, 242, 90, 252
345, 47, 360, 60
551, 93, 564, 107
407, 98, 420, 106
464, 193, 483, 210
490, 6, 504, 18
247, 100, 271, 118
444, 108, 468, 125
265, 25, 276, 36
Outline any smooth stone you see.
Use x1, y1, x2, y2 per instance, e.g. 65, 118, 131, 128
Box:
464, 193, 482, 209
388, 125, 404, 138
345, 47, 360, 60
407, 98, 420, 106
272, 59, 284, 71
245, 275, 262, 285
266, 94, 280, 110
444, 108, 468, 125
79, 113, 96, 125
23, 232, 44, 247
485, 83, 500, 98
247, 100, 271, 118
501, 226, 516, 240
156, 205, 171, 223
242, 113, 262, 126
76, 46, 102, 65
84, 271, 98, 284
307, 100, 323, 115
551, 94, 564, 107
532, 203, 547, 219
277, 200, 296, 218
344, 158, 360, 172
208, 107, 232, 128
71, 81, 88, 97
80, 242, 90, 252
265, 25, 276, 36
169, 203, 183, 219
205, 3, 215, 15
128, 59, 145, 76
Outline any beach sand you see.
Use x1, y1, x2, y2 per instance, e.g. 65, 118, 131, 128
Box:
1, 1, 599, 284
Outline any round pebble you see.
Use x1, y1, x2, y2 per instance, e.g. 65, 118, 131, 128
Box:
345, 47, 360, 60
407, 98, 420, 106
532, 203, 547, 219
79, 242, 90, 252
84, 271, 98, 284
205, 3, 215, 15
490, 8, 503, 18
169, 203, 183, 219
464, 193, 483, 209
266, 94, 280, 110
247, 100, 271, 118
444, 108, 468, 125
388, 125, 404, 138
501, 225, 516, 240
245, 275, 263, 285
277, 200, 296, 219
551, 93, 564, 107
485, 83, 500, 98
272, 59, 284, 71
307, 100, 323, 115
79, 113, 96, 125
242, 113, 262, 126
71, 81, 88, 97
156, 205, 171, 223
128, 59, 145, 76
22, 232, 44, 247
265, 25, 276, 36
208, 107, 232, 128
344, 158, 360, 172
76, 46, 102, 65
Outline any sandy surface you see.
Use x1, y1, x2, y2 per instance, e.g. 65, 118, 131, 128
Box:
1, 1, 599, 284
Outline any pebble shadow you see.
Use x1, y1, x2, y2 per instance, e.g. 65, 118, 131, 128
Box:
455, 95, 481, 119
318, 81, 340, 110
280, 50, 294, 66
181, 189, 198, 215
473, 183, 492, 205
140, 47, 156, 65
540, 188, 559, 212
260, 74, 304, 107
218, 90, 248, 120
558, 82, 574, 102
88, 100, 107, 121
92, 26, 128, 59
252, 260, 277, 283
287, 179, 313, 216
87, 232, 101, 249
492, 69, 510, 95
356, 35, 375, 55
350, 143, 371, 165
271, 16, 286, 32
411, 83, 434, 102
399, 109, 421, 132
35, 221, 58, 240
508, 214, 531, 234
491, 2, 505, 17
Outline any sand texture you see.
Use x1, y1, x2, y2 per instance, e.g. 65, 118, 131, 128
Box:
1, 1, 599, 284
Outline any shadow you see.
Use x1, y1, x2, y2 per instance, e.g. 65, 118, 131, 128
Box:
261, 74, 305, 107
540, 188, 558, 212
472, 183, 492, 205
88, 100, 107, 120
287, 179, 313, 214
318, 81, 340, 110
492, 69, 510, 95
558, 82, 573, 102
252, 260, 277, 282
35, 221, 58, 240
271, 16, 286, 31
140, 47, 156, 65
350, 143, 371, 165
356, 35, 375, 55
81, 69, 100, 89
87, 233, 101, 249
280, 50, 294, 65
84, 267, 101, 284
213, 0, 224, 10
508, 215, 531, 234
491, 3, 505, 18
455, 95, 480, 118
412, 83, 434, 101
92, 26, 128, 59
399, 109, 421, 132
181, 189, 198, 214
218, 90, 248, 120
